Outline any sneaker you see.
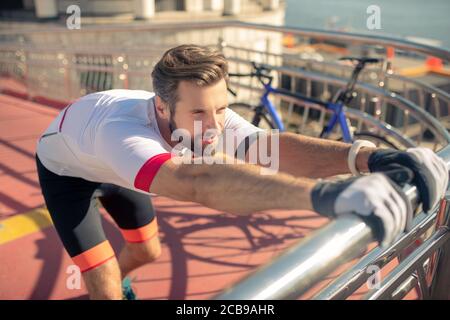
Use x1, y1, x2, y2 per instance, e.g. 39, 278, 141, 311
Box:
122, 277, 138, 300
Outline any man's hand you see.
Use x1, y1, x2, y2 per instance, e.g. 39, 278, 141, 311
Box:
368, 148, 449, 212
310, 171, 413, 247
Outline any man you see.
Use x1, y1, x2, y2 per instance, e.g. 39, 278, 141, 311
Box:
36, 44, 448, 299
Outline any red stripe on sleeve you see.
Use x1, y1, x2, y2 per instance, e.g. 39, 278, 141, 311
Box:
134, 153, 172, 192
58, 104, 72, 132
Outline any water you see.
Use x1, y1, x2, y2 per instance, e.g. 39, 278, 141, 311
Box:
285, 0, 450, 49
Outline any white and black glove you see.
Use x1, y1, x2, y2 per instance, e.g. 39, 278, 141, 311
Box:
368, 147, 449, 213
311, 170, 413, 247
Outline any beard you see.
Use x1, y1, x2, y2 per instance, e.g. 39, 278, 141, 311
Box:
169, 115, 220, 157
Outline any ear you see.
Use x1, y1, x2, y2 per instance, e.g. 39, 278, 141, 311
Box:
155, 95, 170, 120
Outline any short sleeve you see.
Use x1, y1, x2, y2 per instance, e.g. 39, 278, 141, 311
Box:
221, 108, 265, 159
224, 108, 265, 133
95, 120, 172, 193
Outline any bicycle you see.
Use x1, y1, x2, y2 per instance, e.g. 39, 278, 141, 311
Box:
227, 57, 398, 149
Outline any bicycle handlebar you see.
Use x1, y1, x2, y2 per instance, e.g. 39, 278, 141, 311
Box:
228, 62, 274, 87
229, 61, 273, 78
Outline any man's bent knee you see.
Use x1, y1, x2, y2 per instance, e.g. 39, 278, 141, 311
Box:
126, 236, 162, 263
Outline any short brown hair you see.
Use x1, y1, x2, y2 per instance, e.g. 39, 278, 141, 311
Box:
151, 44, 229, 112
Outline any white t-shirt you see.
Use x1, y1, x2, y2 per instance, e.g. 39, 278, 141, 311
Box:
36, 89, 263, 194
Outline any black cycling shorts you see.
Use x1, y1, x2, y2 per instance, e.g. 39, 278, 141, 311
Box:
35, 154, 158, 272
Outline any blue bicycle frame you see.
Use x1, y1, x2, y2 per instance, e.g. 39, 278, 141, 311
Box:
259, 81, 354, 142
231, 58, 381, 143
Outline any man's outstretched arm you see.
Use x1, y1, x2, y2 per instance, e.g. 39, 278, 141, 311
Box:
150, 153, 414, 247
246, 132, 376, 178
150, 154, 317, 214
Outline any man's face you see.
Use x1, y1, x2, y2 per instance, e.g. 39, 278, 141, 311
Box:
170, 78, 228, 153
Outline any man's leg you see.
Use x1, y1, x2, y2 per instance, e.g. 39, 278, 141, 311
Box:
83, 258, 123, 300
36, 155, 122, 300
98, 184, 162, 278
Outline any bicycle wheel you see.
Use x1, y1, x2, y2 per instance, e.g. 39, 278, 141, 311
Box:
353, 131, 400, 150
229, 103, 275, 130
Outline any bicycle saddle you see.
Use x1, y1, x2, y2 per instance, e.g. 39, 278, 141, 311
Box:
339, 56, 382, 64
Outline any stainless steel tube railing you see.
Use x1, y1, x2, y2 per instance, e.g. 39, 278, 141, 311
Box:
1, 20, 448, 61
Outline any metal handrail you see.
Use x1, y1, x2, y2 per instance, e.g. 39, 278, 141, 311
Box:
0, 20, 449, 60
312, 210, 438, 299
214, 214, 377, 299
365, 227, 449, 300
229, 22, 450, 62
214, 146, 450, 300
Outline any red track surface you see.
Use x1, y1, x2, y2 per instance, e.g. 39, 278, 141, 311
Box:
0, 91, 417, 300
